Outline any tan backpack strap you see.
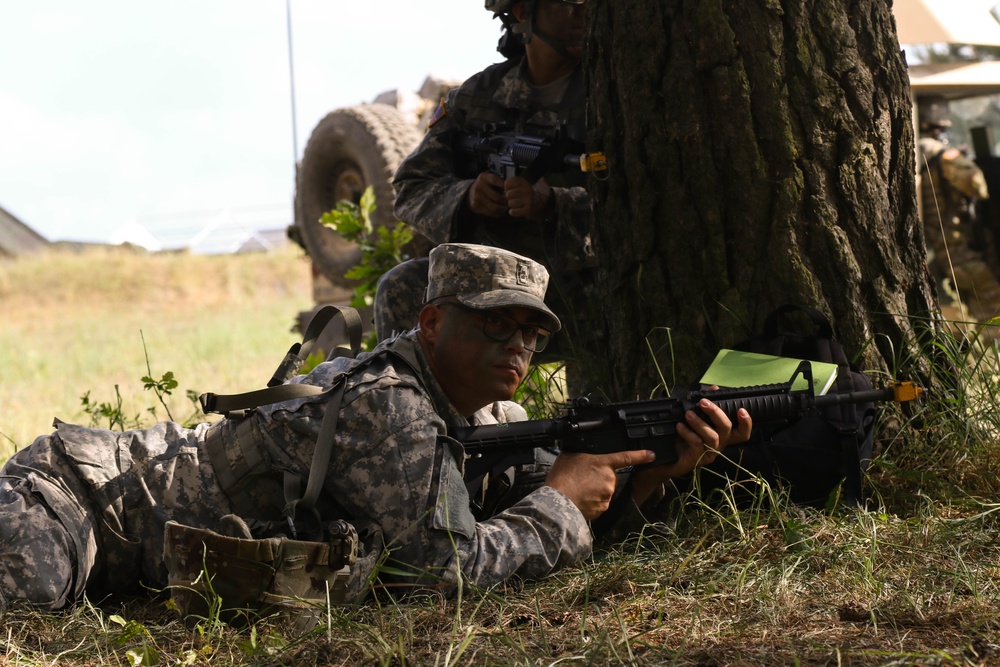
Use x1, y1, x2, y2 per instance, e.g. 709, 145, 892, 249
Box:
200, 384, 329, 418
282, 377, 349, 539
269, 305, 364, 387
200, 304, 365, 417
282, 343, 412, 539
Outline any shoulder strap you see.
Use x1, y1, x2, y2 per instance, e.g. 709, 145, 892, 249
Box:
269, 305, 364, 387
282, 376, 349, 538
199, 305, 364, 418
284, 336, 429, 539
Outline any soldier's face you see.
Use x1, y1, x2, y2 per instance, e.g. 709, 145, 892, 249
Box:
535, 0, 586, 55
420, 302, 538, 415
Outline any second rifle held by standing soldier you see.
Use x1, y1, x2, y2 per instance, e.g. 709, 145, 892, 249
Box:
455, 122, 608, 183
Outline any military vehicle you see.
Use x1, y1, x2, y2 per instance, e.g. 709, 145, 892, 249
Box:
288, 76, 458, 337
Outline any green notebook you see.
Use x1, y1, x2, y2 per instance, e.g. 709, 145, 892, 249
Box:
699, 349, 839, 396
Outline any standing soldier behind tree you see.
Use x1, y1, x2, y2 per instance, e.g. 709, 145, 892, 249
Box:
917, 95, 1000, 331
382, 0, 599, 379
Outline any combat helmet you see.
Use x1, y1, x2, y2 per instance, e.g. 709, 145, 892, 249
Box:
917, 94, 953, 137
485, 0, 586, 60
485, 0, 518, 12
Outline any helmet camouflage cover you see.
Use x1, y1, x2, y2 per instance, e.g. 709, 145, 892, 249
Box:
485, 0, 585, 15
485, 0, 516, 13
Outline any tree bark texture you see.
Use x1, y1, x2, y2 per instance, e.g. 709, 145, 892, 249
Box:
585, 0, 937, 398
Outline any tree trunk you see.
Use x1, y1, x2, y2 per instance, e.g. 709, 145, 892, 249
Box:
584, 0, 938, 398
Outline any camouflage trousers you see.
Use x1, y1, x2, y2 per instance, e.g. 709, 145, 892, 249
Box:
0, 421, 232, 612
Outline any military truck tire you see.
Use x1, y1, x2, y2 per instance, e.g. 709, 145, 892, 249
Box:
295, 103, 425, 288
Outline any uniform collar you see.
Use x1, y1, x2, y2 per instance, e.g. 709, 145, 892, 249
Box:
393, 330, 486, 431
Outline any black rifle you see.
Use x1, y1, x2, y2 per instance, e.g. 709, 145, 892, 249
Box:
455, 122, 607, 182
454, 362, 923, 482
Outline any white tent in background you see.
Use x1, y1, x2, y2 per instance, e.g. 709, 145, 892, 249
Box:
908, 60, 1000, 100
108, 220, 163, 252
895, 1, 1000, 102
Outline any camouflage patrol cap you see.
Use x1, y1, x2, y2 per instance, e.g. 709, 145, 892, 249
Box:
426, 243, 561, 332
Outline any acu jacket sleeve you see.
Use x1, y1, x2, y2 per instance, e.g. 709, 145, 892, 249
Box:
392, 90, 472, 246
316, 380, 592, 592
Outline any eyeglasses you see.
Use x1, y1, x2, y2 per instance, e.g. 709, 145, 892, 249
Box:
438, 302, 552, 352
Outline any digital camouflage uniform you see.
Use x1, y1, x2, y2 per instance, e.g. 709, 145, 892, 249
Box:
919, 136, 1000, 330
0, 245, 594, 613
0, 420, 223, 611
383, 56, 595, 342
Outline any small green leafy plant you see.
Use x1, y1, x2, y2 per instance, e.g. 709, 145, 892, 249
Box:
80, 333, 204, 431
319, 185, 414, 312
109, 613, 161, 666
80, 386, 142, 431
513, 362, 567, 419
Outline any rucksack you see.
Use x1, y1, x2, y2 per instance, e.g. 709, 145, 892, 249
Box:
693, 304, 877, 509
164, 305, 373, 626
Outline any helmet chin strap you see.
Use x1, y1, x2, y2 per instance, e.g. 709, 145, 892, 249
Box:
530, 24, 583, 61
496, 12, 526, 58
497, 1, 582, 62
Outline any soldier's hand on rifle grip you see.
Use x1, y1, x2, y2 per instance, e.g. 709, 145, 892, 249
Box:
545, 449, 656, 520
505, 175, 554, 220
467, 173, 509, 218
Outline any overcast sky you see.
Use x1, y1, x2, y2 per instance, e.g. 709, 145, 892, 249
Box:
1, 1, 503, 244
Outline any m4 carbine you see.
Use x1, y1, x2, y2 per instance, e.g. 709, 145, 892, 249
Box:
455, 122, 608, 182
453, 362, 922, 481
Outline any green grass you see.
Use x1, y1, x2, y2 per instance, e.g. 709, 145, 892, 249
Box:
0, 246, 313, 454
6, 491, 1000, 665
4, 248, 1000, 665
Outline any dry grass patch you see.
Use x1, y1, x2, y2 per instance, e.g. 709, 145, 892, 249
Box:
0, 245, 313, 454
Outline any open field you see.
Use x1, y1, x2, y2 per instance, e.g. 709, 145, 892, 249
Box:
0, 245, 313, 455
3, 247, 1000, 665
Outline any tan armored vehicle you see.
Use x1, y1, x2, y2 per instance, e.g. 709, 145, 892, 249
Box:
288, 76, 459, 335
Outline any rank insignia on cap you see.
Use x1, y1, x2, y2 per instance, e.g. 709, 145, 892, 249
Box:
516, 261, 529, 286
